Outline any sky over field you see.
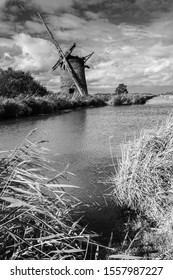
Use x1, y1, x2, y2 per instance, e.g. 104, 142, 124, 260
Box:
0, 0, 173, 93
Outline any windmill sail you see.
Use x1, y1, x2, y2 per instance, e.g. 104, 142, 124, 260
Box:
84, 52, 94, 63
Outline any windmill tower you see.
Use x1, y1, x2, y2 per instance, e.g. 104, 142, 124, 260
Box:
38, 13, 94, 97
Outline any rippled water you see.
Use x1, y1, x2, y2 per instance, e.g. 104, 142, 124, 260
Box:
0, 104, 172, 202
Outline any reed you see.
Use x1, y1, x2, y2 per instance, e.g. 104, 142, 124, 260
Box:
0, 131, 99, 259
112, 115, 173, 221
111, 114, 173, 259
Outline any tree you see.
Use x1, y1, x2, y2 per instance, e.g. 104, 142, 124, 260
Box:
0, 67, 49, 98
115, 83, 128, 95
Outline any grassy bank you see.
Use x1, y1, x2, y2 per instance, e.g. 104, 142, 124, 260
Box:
0, 92, 157, 120
0, 93, 106, 119
0, 92, 156, 120
109, 93, 156, 106
0, 132, 103, 260
95, 92, 156, 105
111, 115, 173, 259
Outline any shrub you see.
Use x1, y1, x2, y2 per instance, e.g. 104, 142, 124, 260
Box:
23, 95, 57, 114
110, 94, 128, 105
2, 98, 31, 118
0, 67, 49, 98
115, 84, 128, 95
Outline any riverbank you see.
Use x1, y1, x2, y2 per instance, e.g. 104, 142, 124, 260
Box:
0, 93, 106, 120
109, 93, 156, 105
0, 92, 156, 120
110, 115, 173, 259
96, 92, 156, 105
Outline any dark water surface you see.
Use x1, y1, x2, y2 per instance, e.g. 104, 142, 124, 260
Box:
0, 104, 172, 201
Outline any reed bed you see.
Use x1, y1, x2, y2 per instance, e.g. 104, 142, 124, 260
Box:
109, 93, 155, 106
111, 114, 173, 259
0, 131, 99, 260
0, 93, 106, 119
112, 114, 173, 221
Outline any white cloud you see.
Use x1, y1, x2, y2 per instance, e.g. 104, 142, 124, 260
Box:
13, 33, 57, 71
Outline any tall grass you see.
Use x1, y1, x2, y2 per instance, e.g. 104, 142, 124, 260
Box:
0, 131, 100, 259
109, 93, 155, 106
112, 115, 173, 221
0, 92, 155, 120
0, 93, 106, 119
111, 114, 173, 259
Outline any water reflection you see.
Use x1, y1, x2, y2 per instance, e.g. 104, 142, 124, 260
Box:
0, 105, 172, 202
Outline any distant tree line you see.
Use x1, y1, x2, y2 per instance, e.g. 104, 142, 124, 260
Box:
0, 67, 49, 98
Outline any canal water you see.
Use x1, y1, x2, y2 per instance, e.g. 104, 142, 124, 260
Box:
0, 104, 172, 239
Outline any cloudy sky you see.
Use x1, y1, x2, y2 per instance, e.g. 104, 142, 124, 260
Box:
0, 0, 173, 94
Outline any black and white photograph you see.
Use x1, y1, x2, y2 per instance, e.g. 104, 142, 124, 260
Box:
0, 0, 173, 269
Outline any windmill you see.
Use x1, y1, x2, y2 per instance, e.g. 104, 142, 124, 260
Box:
38, 13, 94, 97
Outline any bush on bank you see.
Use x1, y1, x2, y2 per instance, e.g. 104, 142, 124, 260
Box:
0, 68, 49, 97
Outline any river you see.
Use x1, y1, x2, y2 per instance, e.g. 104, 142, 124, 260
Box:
0, 104, 172, 237
0, 104, 172, 198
